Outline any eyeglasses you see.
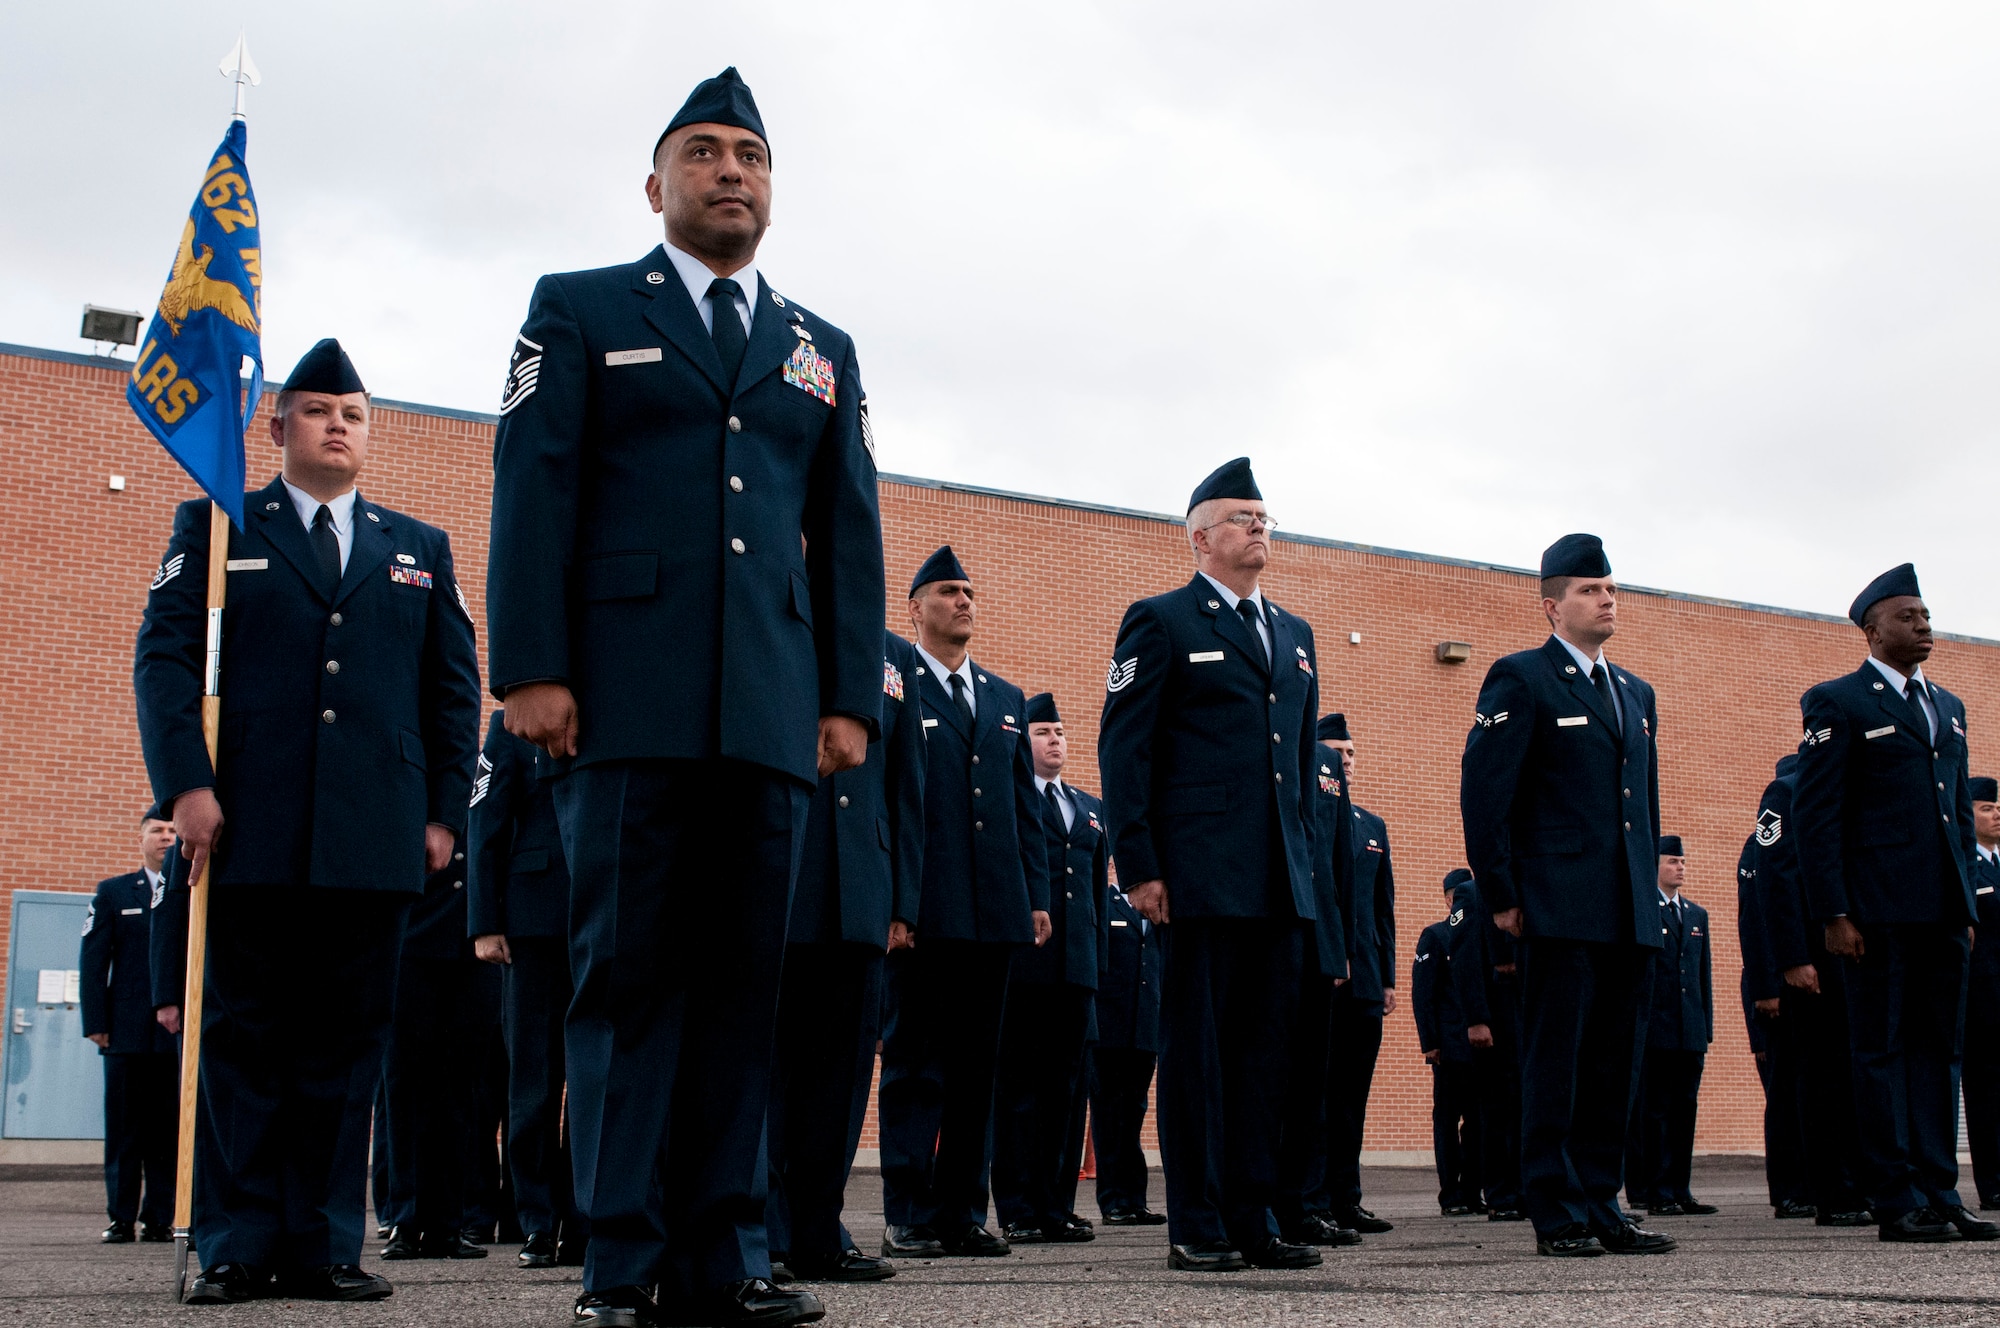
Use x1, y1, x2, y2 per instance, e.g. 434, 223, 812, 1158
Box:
1203, 511, 1277, 533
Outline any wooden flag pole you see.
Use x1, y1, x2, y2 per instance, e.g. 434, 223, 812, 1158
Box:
171, 499, 231, 1301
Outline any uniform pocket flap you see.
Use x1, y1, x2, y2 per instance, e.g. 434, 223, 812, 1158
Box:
399, 728, 427, 770
1164, 782, 1227, 815
789, 570, 813, 626
513, 848, 549, 873
878, 817, 892, 850
580, 552, 659, 602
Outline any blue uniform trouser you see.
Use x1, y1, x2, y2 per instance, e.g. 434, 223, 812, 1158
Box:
1318, 992, 1385, 1211
1273, 967, 1333, 1227
1777, 967, 1865, 1212
992, 980, 1093, 1228
879, 941, 1013, 1230
1089, 1048, 1156, 1215
1966, 1008, 2000, 1205
1517, 938, 1650, 1236
503, 935, 581, 1240
382, 955, 484, 1241
102, 1051, 177, 1225
193, 886, 409, 1271
1475, 971, 1524, 1211
1157, 918, 1303, 1249
767, 941, 882, 1262
1839, 922, 1969, 1218
1628, 1048, 1703, 1206
1431, 1058, 1482, 1208
559, 759, 804, 1303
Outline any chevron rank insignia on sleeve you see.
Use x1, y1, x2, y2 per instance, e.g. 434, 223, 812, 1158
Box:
81, 903, 95, 936
150, 553, 185, 590
499, 333, 542, 416
1474, 710, 1509, 728
470, 753, 493, 806
1106, 658, 1138, 692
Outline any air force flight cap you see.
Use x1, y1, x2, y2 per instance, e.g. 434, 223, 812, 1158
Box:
1659, 835, 1685, 857
909, 545, 970, 597
1316, 713, 1350, 742
1188, 457, 1261, 513
1849, 563, 1922, 627
1443, 867, 1474, 893
656, 66, 769, 161
1541, 533, 1611, 580
1024, 692, 1061, 725
281, 338, 366, 395
1972, 777, 1999, 803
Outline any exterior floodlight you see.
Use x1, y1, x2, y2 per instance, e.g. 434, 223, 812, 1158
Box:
1435, 641, 1473, 664
81, 305, 142, 348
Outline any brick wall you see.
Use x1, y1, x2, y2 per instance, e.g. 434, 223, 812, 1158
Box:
8, 341, 2000, 1157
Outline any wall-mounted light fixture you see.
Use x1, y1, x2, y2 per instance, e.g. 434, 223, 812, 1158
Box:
1435, 641, 1472, 664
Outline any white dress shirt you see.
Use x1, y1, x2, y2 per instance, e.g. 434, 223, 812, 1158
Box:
1199, 572, 1271, 661
282, 479, 357, 574
143, 865, 163, 895
664, 241, 757, 339
1554, 633, 1621, 727
914, 643, 976, 719
1035, 774, 1075, 831
1866, 655, 1938, 742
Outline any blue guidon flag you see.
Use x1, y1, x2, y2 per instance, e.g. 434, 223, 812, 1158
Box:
126, 119, 264, 528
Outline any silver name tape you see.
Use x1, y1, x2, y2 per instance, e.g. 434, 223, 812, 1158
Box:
605, 347, 663, 367
1557, 716, 1589, 727
1865, 725, 1895, 739
225, 558, 267, 571
1188, 651, 1225, 663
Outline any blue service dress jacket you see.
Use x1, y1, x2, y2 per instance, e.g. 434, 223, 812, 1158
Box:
1443, 880, 1501, 1032
467, 709, 572, 941
1098, 576, 1321, 920
1754, 763, 1816, 972
1095, 890, 1163, 1055
80, 870, 175, 1055
1306, 747, 1351, 980
908, 658, 1049, 943
1737, 832, 1781, 1006
789, 631, 927, 948
133, 475, 483, 890
1971, 855, 2000, 1018
486, 245, 885, 785
1645, 897, 1713, 1052
1345, 804, 1398, 1007
1459, 636, 1663, 946
1794, 664, 1977, 927
1412, 918, 1471, 1063
1015, 782, 1111, 989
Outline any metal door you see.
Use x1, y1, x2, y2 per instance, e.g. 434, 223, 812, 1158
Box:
3, 891, 105, 1138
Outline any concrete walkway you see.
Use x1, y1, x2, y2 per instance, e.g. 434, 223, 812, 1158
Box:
6, 1158, 1999, 1326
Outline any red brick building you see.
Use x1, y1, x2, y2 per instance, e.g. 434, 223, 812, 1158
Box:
7, 339, 1999, 1158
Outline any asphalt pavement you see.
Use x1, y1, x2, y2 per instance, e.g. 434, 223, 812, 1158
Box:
7, 1157, 2000, 1326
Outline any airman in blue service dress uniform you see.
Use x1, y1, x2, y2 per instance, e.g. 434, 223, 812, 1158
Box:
1414, 869, 1483, 1215
1962, 777, 2000, 1209
134, 338, 483, 1304
487, 67, 882, 1328
1793, 564, 1996, 1243
1446, 871, 1525, 1220
1099, 458, 1326, 1273
1756, 750, 1871, 1225
1737, 804, 1812, 1218
1626, 837, 1715, 1216
766, 630, 923, 1284
467, 709, 585, 1268
1458, 533, 1673, 1258
879, 548, 1050, 1260
1090, 884, 1164, 1225
80, 809, 180, 1243
993, 692, 1109, 1245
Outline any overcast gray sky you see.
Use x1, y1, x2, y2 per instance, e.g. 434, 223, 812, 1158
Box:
6, 3, 1999, 632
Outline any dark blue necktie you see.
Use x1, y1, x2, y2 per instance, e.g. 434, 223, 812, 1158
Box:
707, 277, 746, 383
1236, 598, 1269, 667
310, 505, 341, 595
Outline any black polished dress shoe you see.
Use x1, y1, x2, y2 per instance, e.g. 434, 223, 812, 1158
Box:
575, 1285, 661, 1327
1167, 1241, 1246, 1271
1281, 1214, 1361, 1247
1880, 1208, 1957, 1242
787, 1248, 896, 1282
1100, 1207, 1167, 1226
1647, 1201, 1686, 1217
275, 1264, 394, 1301
100, 1220, 135, 1244
768, 1261, 795, 1284
937, 1223, 1010, 1257
662, 1279, 824, 1327
421, 1232, 490, 1259
1065, 1211, 1094, 1230
1535, 1224, 1604, 1258
1000, 1220, 1045, 1244
1774, 1200, 1816, 1219
1441, 1204, 1477, 1217
140, 1221, 173, 1242
1936, 1205, 2000, 1240
1332, 1205, 1393, 1234
1487, 1207, 1526, 1222
519, 1231, 559, 1268
376, 1223, 391, 1240
1679, 1200, 1719, 1216
381, 1225, 424, 1259
1243, 1235, 1323, 1269
1817, 1208, 1874, 1226
184, 1262, 268, 1305
881, 1224, 944, 1258
1041, 1216, 1095, 1243
1595, 1220, 1676, 1254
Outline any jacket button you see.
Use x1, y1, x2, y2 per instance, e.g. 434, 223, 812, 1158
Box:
838, 795, 850, 808
971, 755, 980, 765
974, 821, 984, 831
1275, 772, 1284, 783
1624, 821, 1631, 831
1067, 866, 1074, 875
728, 416, 742, 433
1272, 733, 1281, 743
1622, 787, 1630, 798
1269, 693, 1276, 703
454, 852, 464, 861
322, 710, 336, 724
729, 476, 744, 493
973, 787, 982, 797
325, 660, 340, 675
453, 880, 463, 889
1066, 891, 1074, 899
1940, 782, 1946, 790
329, 612, 343, 626
730, 538, 745, 554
